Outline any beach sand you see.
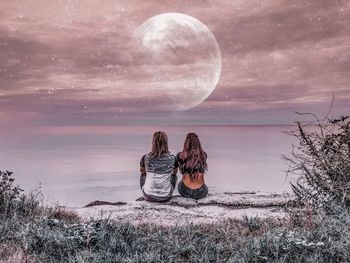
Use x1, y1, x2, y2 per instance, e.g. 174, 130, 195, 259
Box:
68, 192, 295, 226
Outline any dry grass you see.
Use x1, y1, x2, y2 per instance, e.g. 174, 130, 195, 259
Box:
283, 115, 350, 210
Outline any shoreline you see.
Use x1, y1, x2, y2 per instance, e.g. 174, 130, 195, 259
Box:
68, 191, 296, 226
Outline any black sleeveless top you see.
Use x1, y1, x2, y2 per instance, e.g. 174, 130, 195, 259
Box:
175, 152, 207, 175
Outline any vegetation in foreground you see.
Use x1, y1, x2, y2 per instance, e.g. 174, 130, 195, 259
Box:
0, 115, 349, 263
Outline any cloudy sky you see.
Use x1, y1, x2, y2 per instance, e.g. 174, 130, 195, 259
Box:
0, 0, 349, 129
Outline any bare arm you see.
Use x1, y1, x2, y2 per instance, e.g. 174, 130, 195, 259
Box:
140, 155, 146, 177
140, 166, 146, 177
172, 153, 179, 176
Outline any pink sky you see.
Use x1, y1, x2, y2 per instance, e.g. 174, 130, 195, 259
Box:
0, 0, 349, 128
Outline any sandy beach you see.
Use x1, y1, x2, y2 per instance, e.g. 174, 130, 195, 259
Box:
68, 191, 295, 226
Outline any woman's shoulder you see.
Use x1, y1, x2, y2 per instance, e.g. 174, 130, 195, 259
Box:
140, 153, 148, 166
166, 152, 176, 159
151, 152, 176, 160
175, 152, 185, 162
175, 152, 181, 158
160, 153, 177, 163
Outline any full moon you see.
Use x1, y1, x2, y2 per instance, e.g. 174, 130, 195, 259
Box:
129, 13, 221, 110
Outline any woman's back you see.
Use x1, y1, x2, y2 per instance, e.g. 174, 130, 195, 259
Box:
176, 133, 209, 199
139, 131, 177, 202
176, 152, 206, 189
141, 153, 176, 196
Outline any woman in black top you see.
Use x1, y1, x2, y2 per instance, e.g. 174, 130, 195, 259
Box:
176, 132, 208, 199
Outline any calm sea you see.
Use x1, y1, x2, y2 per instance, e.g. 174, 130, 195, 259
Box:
0, 125, 296, 206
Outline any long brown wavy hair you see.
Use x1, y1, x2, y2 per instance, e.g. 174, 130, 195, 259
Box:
180, 132, 207, 179
149, 131, 170, 157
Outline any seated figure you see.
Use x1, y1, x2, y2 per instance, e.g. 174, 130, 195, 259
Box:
139, 131, 177, 202
176, 132, 208, 199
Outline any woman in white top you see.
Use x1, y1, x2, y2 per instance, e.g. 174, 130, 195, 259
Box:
139, 131, 178, 202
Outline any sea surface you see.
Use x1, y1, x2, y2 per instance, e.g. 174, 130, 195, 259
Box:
0, 125, 297, 206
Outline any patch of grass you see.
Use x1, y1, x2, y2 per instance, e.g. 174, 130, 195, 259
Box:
236, 208, 350, 263
1, 185, 349, 263
2, 212, 346, 263
242, 215, 261, 232
47, 206, 81, 223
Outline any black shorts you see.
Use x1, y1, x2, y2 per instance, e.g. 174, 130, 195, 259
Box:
178, 180, 208, 200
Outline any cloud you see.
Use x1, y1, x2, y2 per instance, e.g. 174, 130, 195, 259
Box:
0, 0, 349, 127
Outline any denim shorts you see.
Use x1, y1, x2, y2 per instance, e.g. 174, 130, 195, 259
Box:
178, 180, 208, 199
